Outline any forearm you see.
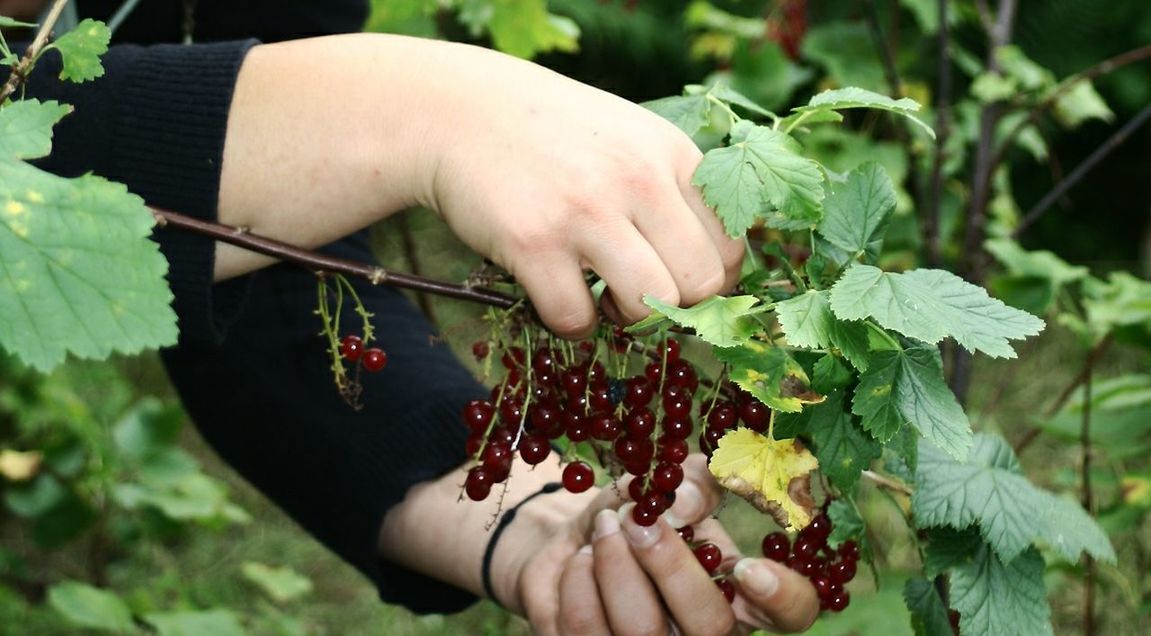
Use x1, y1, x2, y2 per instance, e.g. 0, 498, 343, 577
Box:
216, 33, 448, 279
377, 453, 598, 615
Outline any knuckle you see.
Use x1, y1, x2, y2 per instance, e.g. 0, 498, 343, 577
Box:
620, 618, 668, 636
546, 310, 594, 340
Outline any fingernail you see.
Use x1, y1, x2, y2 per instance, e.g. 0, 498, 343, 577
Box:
577, 544, 593, 556
619, 504, 660, 548
662, 481, 703, 529
593, 508, 621, 541
734, 558, 780, 599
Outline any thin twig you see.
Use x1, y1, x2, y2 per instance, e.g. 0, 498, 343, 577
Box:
993, 43, 1151, 174
1013, 335, 1113, 454
923, 0, 951, 267
1081, 366, 1096, 636
863, 0, 903, 98
862, 470, 913, 496
0, 0, 70, 103
151, 208, 519, 309
973, 0, 994, 33
1013, 100, 1151, 236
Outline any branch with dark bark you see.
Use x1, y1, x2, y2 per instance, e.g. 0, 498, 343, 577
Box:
923, 0, 952, 267
151, 208, 519, 309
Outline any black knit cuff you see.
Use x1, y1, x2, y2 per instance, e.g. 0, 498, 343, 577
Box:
109, 40, 258, 344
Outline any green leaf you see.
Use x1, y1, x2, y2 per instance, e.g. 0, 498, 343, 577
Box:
809, 390, 882, 491
904, 578, 954, 636
49, 19, 111, 83
787, 87, 935, 138
853, 346, 971, 459
1051, 80, 1114, 129
949, 544, 1053, 636
1083, 272, 1151, 333
811, 353, 853, 393
112, 398, 184, 459
800, 22, 886, 91
923, 526, 983, 578
692, 121, 825, 236
775, 290, 871, 371
643, 94, 711, 137
145, 610, 248, 636
241, 562, 314, 603
713, 341, 823, 413
47, 581, 134, 633
829, 264, 1045, 358
642, 294, 761, 347
996, 45, 1054, 91
913, 433, 1116, 564
0, 160, 177, 372
826, 498, 866, 549
486, 0, 579, 59
0, 100, 72, 160
708, 83, 776, 119
984, 238, 1087, 288
815, 162, 897, 261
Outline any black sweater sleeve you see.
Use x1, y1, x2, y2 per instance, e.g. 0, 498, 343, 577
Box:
28, 40, 256, 343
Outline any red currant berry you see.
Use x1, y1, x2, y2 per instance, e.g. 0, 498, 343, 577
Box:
482, 442, 513, 472
716, 578, 736, 603
662, 338, 681, 364
631, 504, 660, 527
518, 435, 551, 465
662, 393, 693, 420
827, 590, 850, 612
707, 402, 739, 430
761, 532, 790, 562
532, 348, 557, 376
700, 427, 725, 455
788, 557, 818, 577
340, 334, 364, 362
676, 525, 695, 543
562, 461, 595, 493
666, 359, 698, 391
624, 377, 654, 409
694, 543, 723, 574
362, 347, 388, 372
839, 540, 860, 562
740, 400, 770, 432
807, 513, 832, 540
565, 412, 591, 442
651, 461, 684, 493
501, 347, 526, 369
624, 407, 655, 437
462, 399, 495, 434
828, 559, 857, 584
637, 492, 666, 516
465, 434, 483, 457
590, 412, 623, 441
660, 416, 692, 440
793, 537, 819, 560
471, 340, 490, 360
657, 437, 690, 464
644, 361, 663, 384
628, 477, 648, 501
464, 466, 494, 501
811, 576, 833, 600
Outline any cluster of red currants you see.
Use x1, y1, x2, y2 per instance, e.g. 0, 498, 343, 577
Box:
460, 331, 773, 518
339, 334, 388, 372
761, 510, 858, 612
677, 525, 737, 603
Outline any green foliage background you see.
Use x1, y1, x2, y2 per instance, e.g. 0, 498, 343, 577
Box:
1, 1, 1149, 634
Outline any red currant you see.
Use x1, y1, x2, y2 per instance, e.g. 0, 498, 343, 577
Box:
362, 347, 388, 372
518, 435, 551, 465
828, 559, 857, 584
464, 467, 494, 501
462, 399, 495, 434
827, 590, 850, 612
340, 334, 364, 362
471, 340, 490, 360
676, 525, 695, 542
651, 462, 683, 493
694, 543, 723, 574
761, 532, 790, 562
716, 577, 736, 603
562, 461, 594, 493
740, 400, 770, 432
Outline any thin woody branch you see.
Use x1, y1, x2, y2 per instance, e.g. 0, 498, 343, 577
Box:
150, 208, 519, 310
0, 0, 70, 103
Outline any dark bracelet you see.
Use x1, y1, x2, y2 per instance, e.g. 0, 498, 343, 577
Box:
481, 481, 564, 607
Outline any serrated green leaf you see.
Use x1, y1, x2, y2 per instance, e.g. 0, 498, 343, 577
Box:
242, 562, 313, 603
0, 160, 177, 371
816, 162, 896, 261
145, 609, 248, 636
643, 94, 711, 137
787, 87, 935, 138
829, 264, 1045, 358
949, 544, 1053, 636
810, 390, 882, 491
1051, 80, 1114, 129
913, 433, 1116, 564
50, 19, 111, 83
486, 0, 579, 59
904, 578, 954, 636
643, 294, 761, 347
985, 238, 1087, 287
996, 45, 1054, 91
713, 341, 823, 413
708, 83, 776, 119
923, 526, 983, 578
48, 581, 135, 632
812, 354, 853, 393
826, 498, 866, 549
693, 121, 825, 237
1083, 272, 1151, 333
853, 346, 971, 459
0, 100, 72, 160
775, 290, 871, 371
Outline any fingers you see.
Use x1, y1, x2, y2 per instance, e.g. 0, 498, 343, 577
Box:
589, 510, 670, 635
558, 545, 611, 635
676, 159, 745, 292
510, 249, 599, 339
615, 505, 737, 636
731, 559, 820, 633
577, 218, 680, 325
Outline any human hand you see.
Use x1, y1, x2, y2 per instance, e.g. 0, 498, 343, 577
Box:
413, 42, 744, 337
502, 455, 820, 635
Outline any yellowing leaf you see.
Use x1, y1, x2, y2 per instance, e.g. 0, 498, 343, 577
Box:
0, 449, 43, 481
708, 428, 819, 529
